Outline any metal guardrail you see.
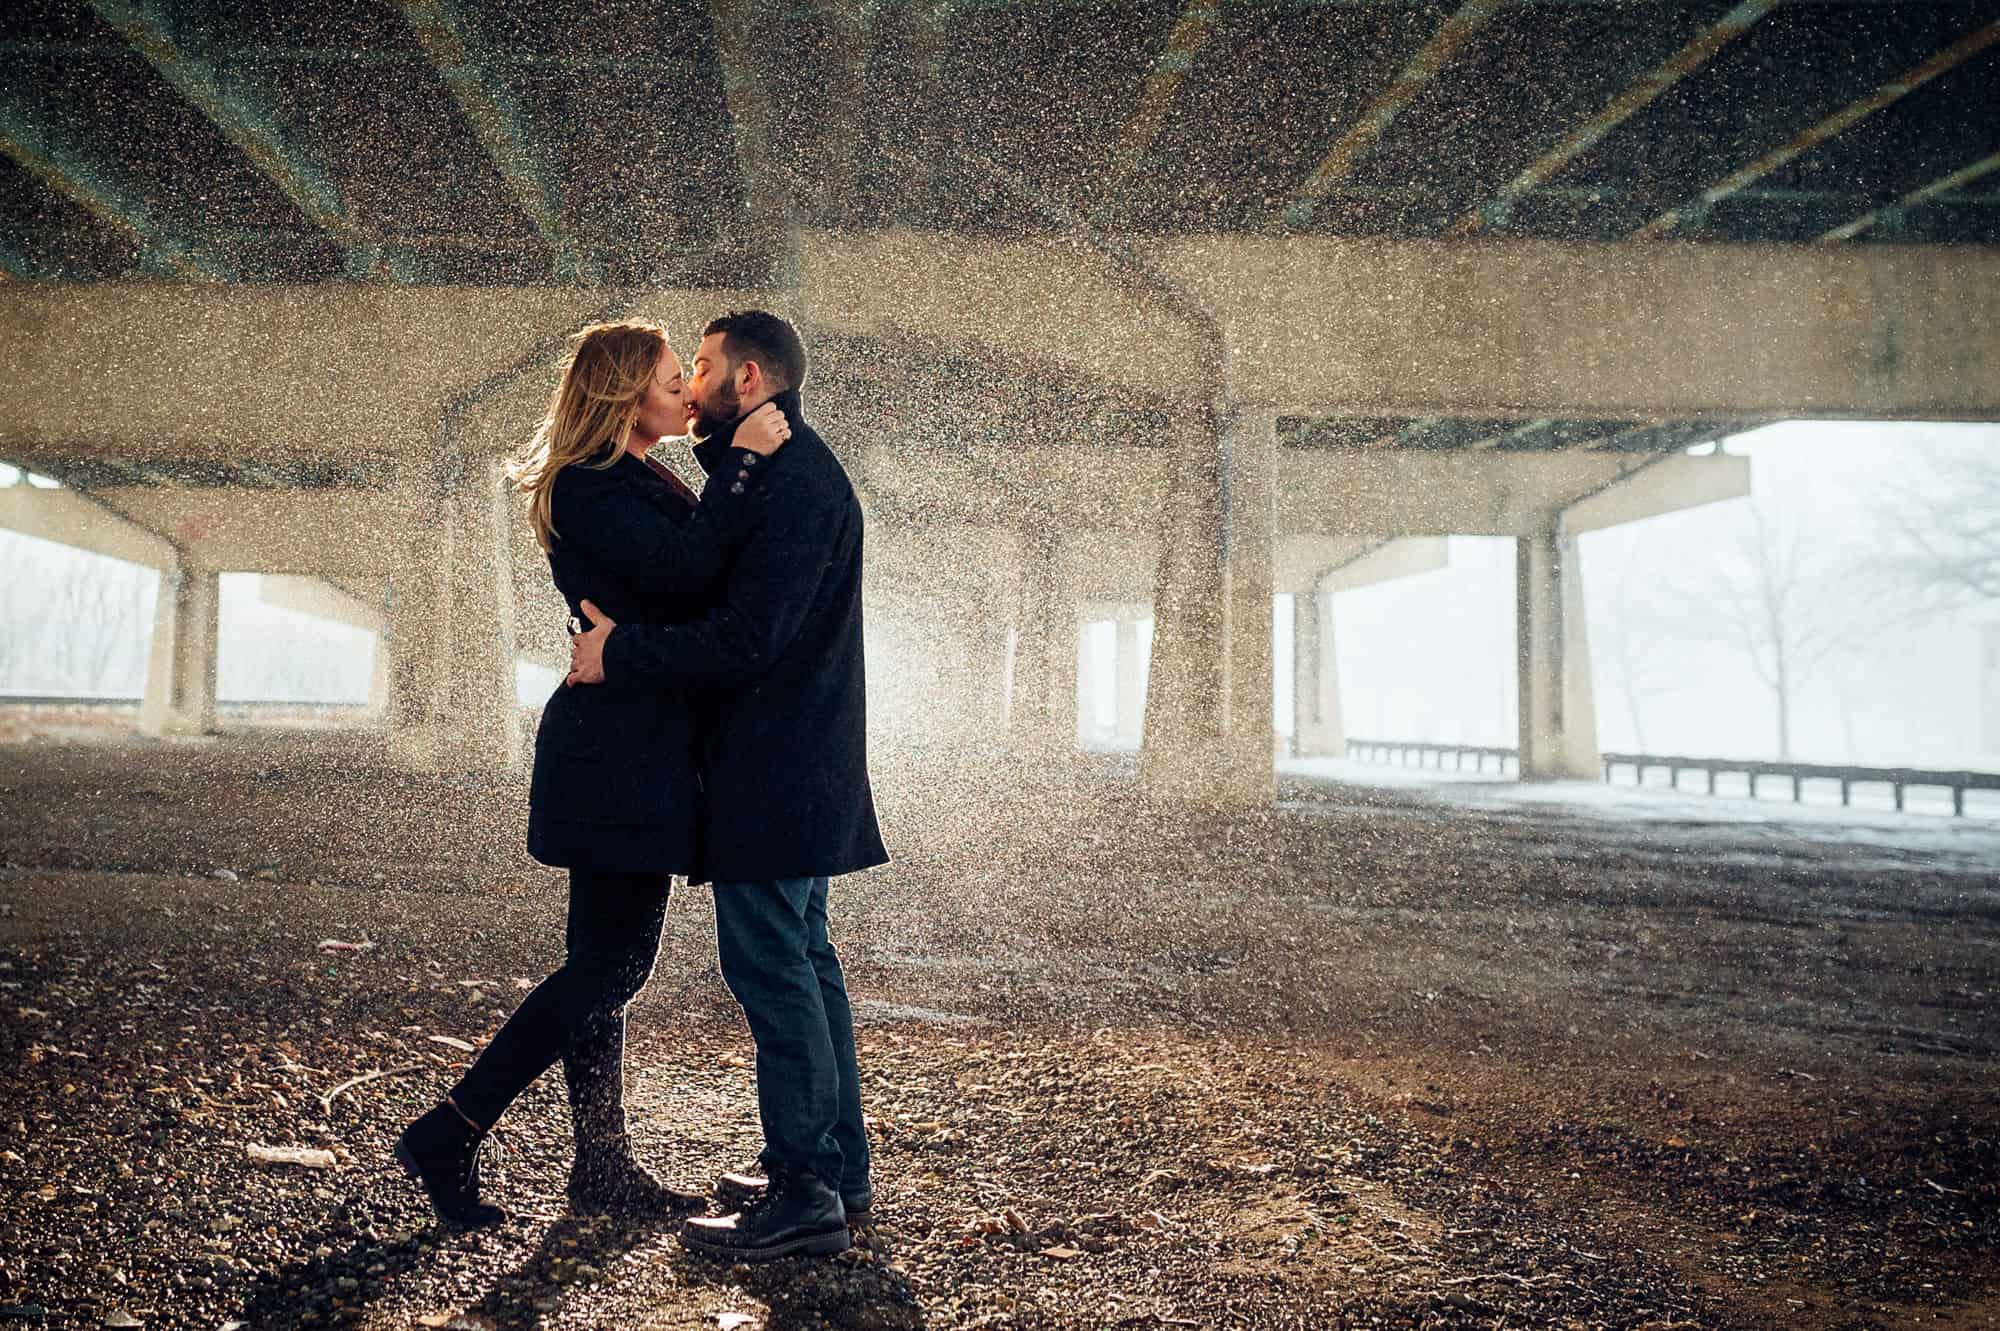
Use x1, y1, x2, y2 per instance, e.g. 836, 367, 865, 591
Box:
1342, 737, 2000, 817
1343, 738, 1519, 776
0, 694, 371, 714
1600, 751, 2000, 818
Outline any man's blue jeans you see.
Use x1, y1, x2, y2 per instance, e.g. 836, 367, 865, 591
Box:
711, 876, 869, 1196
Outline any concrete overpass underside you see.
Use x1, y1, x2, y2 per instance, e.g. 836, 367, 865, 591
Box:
2, 0, 1996, 803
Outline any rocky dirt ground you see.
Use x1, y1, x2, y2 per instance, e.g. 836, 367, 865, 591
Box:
0, 731, 1995, 1330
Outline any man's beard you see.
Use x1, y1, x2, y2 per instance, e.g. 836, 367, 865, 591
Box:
689, 377, 741, 442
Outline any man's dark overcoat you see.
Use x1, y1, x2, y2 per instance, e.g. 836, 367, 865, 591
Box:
600, 389, 889, 883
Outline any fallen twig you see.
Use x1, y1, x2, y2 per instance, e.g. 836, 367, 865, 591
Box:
1439, 1272, 1568, 1290
1353, 1233, 1438, 1269
320, 1064, 424, 1115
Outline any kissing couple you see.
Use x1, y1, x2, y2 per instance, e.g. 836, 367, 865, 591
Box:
393, 309, 887, 1262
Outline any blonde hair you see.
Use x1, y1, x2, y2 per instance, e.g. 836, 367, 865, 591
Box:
508, 319, 670, 552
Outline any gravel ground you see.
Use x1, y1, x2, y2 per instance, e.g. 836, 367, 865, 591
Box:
1, 731, 1996, 1330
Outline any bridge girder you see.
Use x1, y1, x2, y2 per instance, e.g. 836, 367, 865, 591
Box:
85, 0, 380, 278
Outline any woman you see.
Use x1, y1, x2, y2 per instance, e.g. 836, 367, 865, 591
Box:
394, 319, 788, 1226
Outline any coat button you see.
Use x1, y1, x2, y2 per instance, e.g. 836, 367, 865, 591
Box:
730, 482, 746, 495
743, 453, 759, 466
737, 469, 751, 481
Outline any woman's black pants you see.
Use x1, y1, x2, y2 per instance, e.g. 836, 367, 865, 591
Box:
449, 869, 670, 1132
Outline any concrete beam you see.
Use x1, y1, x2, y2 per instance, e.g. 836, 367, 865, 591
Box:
86, 488, 410, 575
852, 442, 1171, 531
0, 237, 34, 280
397, 0, 592, 281
892, 1, 953, 211
1288, 0, 1502, 221
1448, 0, 1778, 237
1279, 450, 1714, 538
1820, 149, 2000, 245
1275, 534, 1449, 596
710, 0, 791, 259
1145, 235, 2000, 419
804, 228, 2000, 418
1102, 0, 1221, 196
1562, 451, 1749, 534
87, 0, 378, 276
1323, 536, 1451, 594
258, 574, 385, 631
1635, 19, 2000, 240
803, 229, 1205, 403
1078, 600, 1150, 625
0, 105, 222, 280
10, 231, 2000, 464
0, 481, 177, 568
808, 0, 872, 224
449, 286, 770, 457
0, 283, 608, 456
856, 444, 1738, 545
1275, 536, 1373, 594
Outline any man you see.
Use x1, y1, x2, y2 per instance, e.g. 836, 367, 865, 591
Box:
567, 310, 887, 1261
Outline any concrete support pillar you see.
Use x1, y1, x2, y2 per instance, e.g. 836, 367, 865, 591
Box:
1074, 619, 1094, 744
364, 634, 390, 719
1516, 522, 1599, 780
139, 564, 220, 737
1141, 410, 1276, 805
1113, 616, 1146, 746
967, 590, 1011, 736
1292, 590, 1345, 757
387, 457, 522, 770
1004, 530, 1075, 751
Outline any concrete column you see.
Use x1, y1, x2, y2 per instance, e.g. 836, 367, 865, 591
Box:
387, 457, 523, 770
1074, 618, 1094, 745
1141, 410, 1276, 805
364, 634, 390, 719
1114, 617, 1146, 746
139, 564, 219, 737
1516, 522, 1599, 780
1004, 530, 1075, 751
1292, 590, 1345, 757
966, 590, 1011, 735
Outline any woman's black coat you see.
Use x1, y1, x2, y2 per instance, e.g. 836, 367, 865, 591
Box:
525, 446, 758, 874
597, 390, 888, 883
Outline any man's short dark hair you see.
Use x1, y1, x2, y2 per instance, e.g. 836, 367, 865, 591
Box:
703, 310, 808, 393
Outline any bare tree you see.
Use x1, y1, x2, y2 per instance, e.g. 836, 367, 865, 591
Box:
1591, 529, 1683, 754
38, 561, 146, 695
1662, 487, 1877, 762
0, 540, 152, 695
79, 572, 142, 693
1878, 449, 2000, 609
0, 554, 39, 684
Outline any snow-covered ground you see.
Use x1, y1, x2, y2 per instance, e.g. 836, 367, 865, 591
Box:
1281, 756, 2000, 870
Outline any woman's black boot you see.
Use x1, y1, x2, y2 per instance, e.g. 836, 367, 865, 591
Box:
563, 1027, 704, 1218
395, 1101, 507, 1228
